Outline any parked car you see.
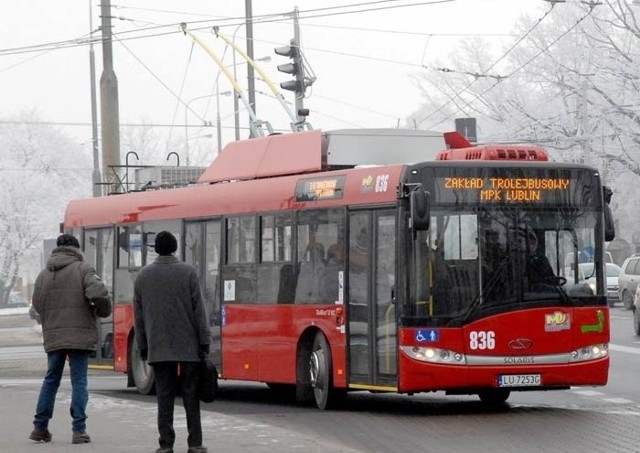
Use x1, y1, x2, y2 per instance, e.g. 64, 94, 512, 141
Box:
8, 292, 28, 308
618, 254, 640, 309
571, 262, 621, 306
563, 251, 614, 278
633, 283, 640, 336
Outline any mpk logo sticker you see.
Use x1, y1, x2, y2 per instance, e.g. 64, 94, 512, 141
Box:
544, 311, 570, 332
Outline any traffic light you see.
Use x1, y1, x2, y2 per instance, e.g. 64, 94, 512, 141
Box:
274, 39, 305, 94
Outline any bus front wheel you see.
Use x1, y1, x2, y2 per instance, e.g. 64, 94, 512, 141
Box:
130, 336, 155, 395
309, 332, 345, 410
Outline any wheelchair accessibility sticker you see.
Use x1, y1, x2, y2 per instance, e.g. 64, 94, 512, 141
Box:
415, 329, 439, 343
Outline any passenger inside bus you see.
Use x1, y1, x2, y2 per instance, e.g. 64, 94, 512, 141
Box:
326, 242, 344, 264
525, 229, 556, 287
304, 235, 326, 263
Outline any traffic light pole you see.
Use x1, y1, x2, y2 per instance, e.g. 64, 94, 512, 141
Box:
215, 28, 301, 132
274, 7, 314, 131
291, 8, 305, 126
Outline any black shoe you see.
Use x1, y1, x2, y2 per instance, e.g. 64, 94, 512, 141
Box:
72, 431, 91, 444
29, 427, 52, 442
187, 447, 208, 453
155, 448, 174, 453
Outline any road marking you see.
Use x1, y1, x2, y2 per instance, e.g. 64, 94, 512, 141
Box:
603, 397, 635, 404
609, 344, 640, 355
573, 390, 605, 396
0, 379, 42, 386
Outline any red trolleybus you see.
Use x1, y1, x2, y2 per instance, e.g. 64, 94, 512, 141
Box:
65, 129, 615, 409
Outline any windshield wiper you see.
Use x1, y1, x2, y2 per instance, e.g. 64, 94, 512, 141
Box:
446, 258, 510, 326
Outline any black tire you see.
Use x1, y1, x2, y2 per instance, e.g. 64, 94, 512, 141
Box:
309, 332, 345, 410
622, 290, 634, 310
478, 388, 510, 406
634, 308, 640, 336
130, 336, 155, 395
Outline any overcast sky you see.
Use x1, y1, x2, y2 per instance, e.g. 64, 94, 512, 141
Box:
0, 0, 544, 165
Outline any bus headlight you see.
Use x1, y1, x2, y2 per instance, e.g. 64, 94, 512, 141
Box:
569, 343, 608, 362
400, 346, 466, 365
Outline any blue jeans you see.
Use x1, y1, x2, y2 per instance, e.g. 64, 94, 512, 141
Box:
33, 349, 90, 433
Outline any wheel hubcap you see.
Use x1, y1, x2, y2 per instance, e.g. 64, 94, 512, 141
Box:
310, 350, 325, 389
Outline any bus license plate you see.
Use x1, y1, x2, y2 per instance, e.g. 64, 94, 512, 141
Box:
498, 374, 541, 387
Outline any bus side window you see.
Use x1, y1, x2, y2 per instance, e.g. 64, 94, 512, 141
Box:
295, 209, 344, 304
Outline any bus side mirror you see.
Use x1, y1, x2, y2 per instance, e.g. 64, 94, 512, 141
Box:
410, 189, 430, 231
604, 204, 615, 242
603, 186, 615, 242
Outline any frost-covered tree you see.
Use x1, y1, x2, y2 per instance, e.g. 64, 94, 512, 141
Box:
410, 0, 640, 243
0, 112, 91, 307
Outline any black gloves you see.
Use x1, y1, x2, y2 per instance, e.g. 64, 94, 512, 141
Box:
139, 348, 148, 361
198, 344, 210, 359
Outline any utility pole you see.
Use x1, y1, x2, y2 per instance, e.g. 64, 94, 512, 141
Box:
89, 0, 101, 197
245, 0, 256, 137
99, 0, 122, 194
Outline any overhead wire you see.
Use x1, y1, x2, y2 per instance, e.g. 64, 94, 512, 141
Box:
0, 0, 561, 134
0, 0, 459, 57
416, 2, 558, 128
423, 3, 598, 130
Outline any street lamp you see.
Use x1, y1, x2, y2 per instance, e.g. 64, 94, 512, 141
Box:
184, 94, 217, 166
216, 89, 232, 153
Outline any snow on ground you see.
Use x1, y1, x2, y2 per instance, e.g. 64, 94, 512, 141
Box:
0, 307, 30, 316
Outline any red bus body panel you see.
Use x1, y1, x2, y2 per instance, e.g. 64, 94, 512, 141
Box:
398, 307, 609, 393
198, 129, 325, 183
221, 305, 346, 387
113, 304, 134, 373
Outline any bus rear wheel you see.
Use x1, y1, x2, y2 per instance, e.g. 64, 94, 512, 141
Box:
478, 388, 510, 406
130, 336, 155, 395
309, 332, 345, 410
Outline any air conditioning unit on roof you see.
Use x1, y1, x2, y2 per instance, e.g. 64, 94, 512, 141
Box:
134, 166, 206, 190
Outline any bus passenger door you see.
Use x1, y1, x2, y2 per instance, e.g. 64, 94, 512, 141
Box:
185, 220, 222, 371
84, 227, 115, 367
348, 210, 398, 389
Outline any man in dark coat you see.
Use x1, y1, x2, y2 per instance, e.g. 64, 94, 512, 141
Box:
134, 231, 211, 453
29, 233, 111, 444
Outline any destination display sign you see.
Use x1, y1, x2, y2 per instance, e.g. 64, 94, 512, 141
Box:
295, 175, 346, 202
443, 177, 570, 202
419, 166, 599, 207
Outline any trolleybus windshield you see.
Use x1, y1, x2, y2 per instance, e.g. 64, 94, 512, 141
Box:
404, 164, 606, 326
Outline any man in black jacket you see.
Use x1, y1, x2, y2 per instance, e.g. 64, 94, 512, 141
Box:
134, 231, 211, 453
